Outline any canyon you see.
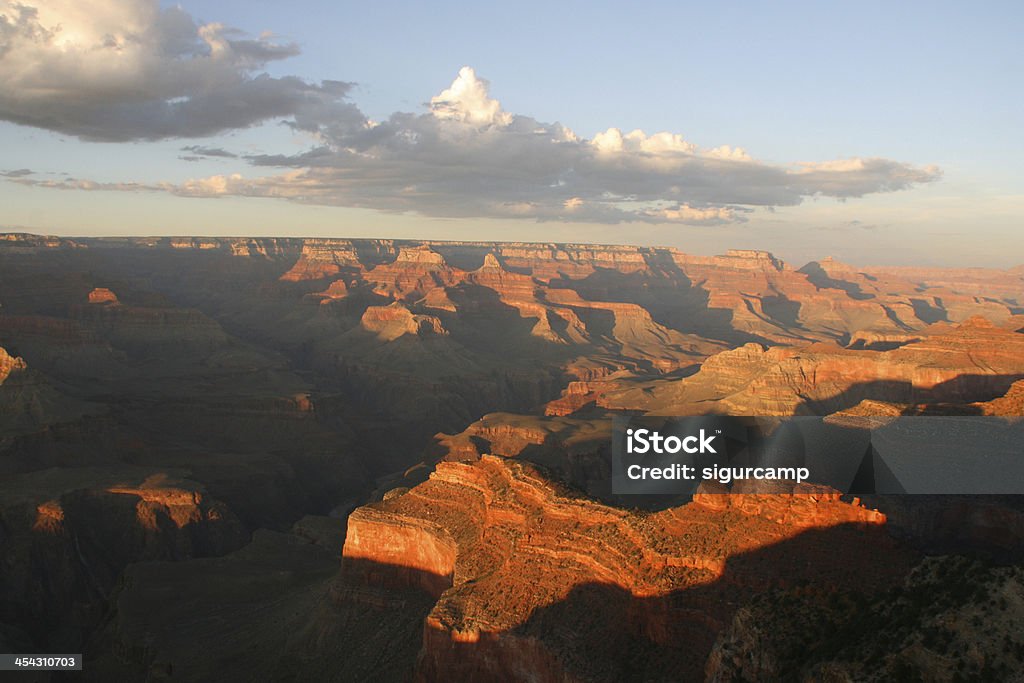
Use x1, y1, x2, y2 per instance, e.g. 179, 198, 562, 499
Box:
0, 233, 1022, 680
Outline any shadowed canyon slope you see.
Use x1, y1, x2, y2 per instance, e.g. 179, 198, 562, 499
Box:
1, 234, 1023, 680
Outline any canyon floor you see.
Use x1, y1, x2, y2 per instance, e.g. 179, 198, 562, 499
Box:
1, 234, 1023, 681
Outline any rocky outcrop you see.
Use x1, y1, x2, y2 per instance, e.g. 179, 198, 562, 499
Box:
340, 457, 915, 682
544, 380, 610, 416
847, 329, 921, 349
360, 304, 448, 341
718, 249, 787, 271
315, 279, 349, 301
86, 287, 120, 305
977, 379, 1024, 415
364, 246, 461, 302
343, 507, 457, 598
0, 233, 82, 251
427, 412, 618, 502
278, 239, 368, 281
152, 236, 303, 258
0, 345, 26, 383
489, 243, 649, 282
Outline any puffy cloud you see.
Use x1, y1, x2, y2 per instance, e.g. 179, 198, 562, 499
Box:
592, 128, 696, 155
641, 204, 738, 224
429, 66, 512, 127
197, 67, 937, 224
0, 0, 357, 140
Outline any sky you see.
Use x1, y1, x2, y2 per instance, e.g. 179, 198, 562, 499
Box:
0, 1, 1021, 267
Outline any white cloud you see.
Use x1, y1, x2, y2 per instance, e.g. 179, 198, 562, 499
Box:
592, 128, 697, 155
222, 67, 938, 224
0, 0, 356, 140
429, 66, 512, 127
642, 204, 737, 223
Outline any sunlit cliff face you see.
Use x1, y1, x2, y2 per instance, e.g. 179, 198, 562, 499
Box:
0, 347, 26, 384
31, 500, 64, 534
340, 457, 916, 681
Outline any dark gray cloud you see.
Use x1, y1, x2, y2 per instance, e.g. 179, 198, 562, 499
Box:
180, 146, 238, 159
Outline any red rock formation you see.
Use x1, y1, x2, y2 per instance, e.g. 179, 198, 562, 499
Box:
0, 345, 27, 383
166, 237, 223, 251
359, 303, 448, 341
279, 239, 370, 281
671, 251, 903, 342
343, 507, 457, 598
339, 457, 915, 682
691, 481, 886, 527
421, 287, 458, 312
87, 287, 120, 305
544, 380, 605, 416
0, 233, 82, 250
491, 244, 649, 282
316, 279, 349, 300
977, 379, 1024, 415
542, 362, 635, 416
159, 236, 303, 258
716, 249, 787, 271
467, 253, 537, 301
364, 246, 462, 301
847, 329, 922, 346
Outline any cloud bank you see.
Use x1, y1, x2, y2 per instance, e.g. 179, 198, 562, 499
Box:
0, 0, 356, 141
0, 3, 941, 224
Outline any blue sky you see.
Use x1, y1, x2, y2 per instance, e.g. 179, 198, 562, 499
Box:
0, 0, 1021, 266
187, 1, 1020, 163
